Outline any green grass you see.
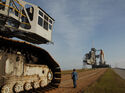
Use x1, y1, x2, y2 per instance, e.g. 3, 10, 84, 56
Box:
84, 69, 125, 93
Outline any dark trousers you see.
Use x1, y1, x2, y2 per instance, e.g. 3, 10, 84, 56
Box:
73, 79, 77, 88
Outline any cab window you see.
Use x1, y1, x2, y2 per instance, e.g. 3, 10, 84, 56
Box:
38, 16, 43, 26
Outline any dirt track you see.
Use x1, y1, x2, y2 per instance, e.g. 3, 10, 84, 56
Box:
45, 68, 107, 93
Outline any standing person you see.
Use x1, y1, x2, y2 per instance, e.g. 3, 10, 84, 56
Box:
72, 69, 78, 88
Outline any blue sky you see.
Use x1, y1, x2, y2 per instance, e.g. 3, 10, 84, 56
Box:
27, 0, 125, 69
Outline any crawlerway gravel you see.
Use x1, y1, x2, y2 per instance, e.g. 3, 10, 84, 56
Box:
43, 68, 107, 93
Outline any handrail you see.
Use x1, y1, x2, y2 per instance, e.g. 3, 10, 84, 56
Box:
0, 2, 26, 17
0, 2, 31, 27
11, 0, 19, 11
14, 0, 24, 8
21, 22, 30, 25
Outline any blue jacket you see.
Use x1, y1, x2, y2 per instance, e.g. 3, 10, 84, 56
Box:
72, 71, 78, 80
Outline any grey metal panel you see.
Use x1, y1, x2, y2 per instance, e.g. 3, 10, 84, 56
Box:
5, 54, 24, 76
0, 52, 7, 86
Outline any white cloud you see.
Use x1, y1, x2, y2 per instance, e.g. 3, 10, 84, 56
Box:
38, 0, 107, 69
36, 0, 125, 69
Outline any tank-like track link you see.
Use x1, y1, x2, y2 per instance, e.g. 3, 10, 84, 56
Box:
0, 36, 61, 93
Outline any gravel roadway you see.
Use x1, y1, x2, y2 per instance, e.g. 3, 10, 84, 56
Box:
113, 68, 125, 79
45, 68, 107, 93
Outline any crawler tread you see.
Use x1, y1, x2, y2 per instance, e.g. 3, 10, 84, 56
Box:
0, 36, 61, 93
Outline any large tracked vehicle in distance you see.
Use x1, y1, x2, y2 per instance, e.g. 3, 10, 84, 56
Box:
0, 0, 61, 93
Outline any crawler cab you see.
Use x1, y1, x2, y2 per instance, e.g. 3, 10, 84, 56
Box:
0, 0, 54, 44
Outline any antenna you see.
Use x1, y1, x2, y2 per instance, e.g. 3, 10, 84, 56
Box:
92, 40, 94, 48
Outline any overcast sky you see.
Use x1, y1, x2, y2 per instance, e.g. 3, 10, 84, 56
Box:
27, 0, 125, 70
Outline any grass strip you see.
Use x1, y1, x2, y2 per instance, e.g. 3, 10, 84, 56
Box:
84, 69, 125, 93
